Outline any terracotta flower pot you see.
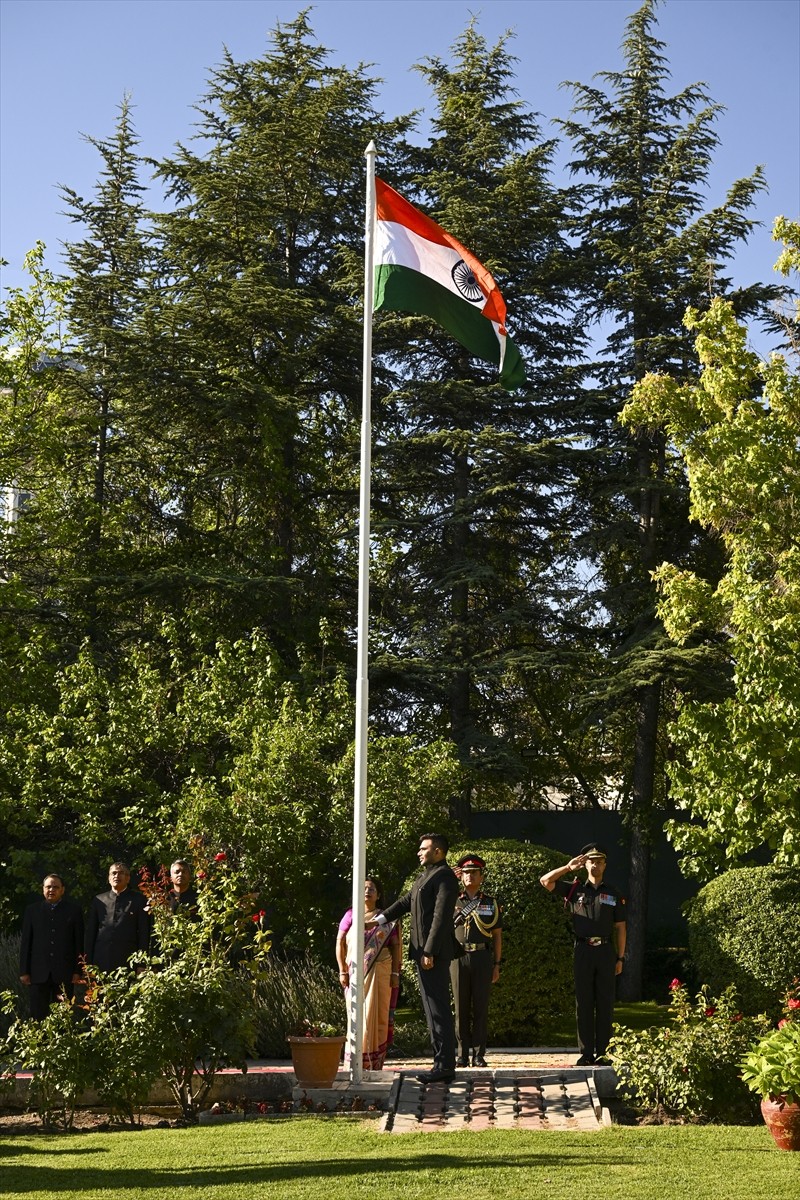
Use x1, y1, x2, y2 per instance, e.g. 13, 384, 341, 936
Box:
760, 1096, 800, 1151
287, 1035, 346, 1088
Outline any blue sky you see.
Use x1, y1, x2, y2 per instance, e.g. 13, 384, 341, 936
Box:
1, 0, 798, 328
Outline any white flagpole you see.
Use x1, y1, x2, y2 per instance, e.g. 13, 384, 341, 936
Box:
348, 140, 377, 1085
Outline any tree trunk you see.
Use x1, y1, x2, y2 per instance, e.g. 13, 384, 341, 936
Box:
619, 680, 660, 1001
448, 450, 471, 828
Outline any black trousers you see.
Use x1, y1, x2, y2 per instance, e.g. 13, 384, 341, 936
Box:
451, 949, 493, 1058
573, 942, 616, 1058
416, 958, 456, 1073
28, 975, 75, 1021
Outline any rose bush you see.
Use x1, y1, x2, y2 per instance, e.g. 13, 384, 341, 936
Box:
608, 980, 771, 1122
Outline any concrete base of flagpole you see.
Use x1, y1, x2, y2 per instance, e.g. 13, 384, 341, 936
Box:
291, 1068, 396, 1108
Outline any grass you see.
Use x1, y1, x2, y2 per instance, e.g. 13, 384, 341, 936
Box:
0, 1118, 794, 1200
540, 1000, 671, 1045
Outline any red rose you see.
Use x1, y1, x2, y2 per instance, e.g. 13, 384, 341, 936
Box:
251, 913, 260, 923
778, 1018, 788, 1029
669, 978, 682, 991
732, 1013, 742, 1022
704, 1006, 716, 1017
787, 998, 800, 1009
214, 852, 226, 862
197, 870, 206, 879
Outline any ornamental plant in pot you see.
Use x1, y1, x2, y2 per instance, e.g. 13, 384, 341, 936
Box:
288, 1020, 346, 1088
741, 981, 800, 1151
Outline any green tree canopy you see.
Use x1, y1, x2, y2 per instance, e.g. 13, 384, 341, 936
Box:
622, 220, 800, 874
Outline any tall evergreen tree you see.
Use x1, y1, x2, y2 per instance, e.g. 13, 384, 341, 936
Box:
150, 12, 409, 663
57, 97, 161, 649
0, 101, 157, 656
559, 0, 778, 996
370, 22, 587, 814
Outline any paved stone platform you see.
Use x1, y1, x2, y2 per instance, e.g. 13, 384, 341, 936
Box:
381, 1069, 608, 1132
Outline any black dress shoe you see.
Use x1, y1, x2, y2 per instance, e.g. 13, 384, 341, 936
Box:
456, 1056, 469, 1068
472, 1055, 488, 1067
594, 1055, 611, 1067
575, 1054, 595, 1066
416, 1069, 455, 1084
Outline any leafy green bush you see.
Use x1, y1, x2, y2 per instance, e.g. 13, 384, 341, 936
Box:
253, 953, 343, 1057
741, 979, 800, 1105
741, 1022, 800, 1107
1, 995, 92, 1129
392, 1014, 431, 1056
130, 842, 272, 1120
608, 979, 771, 1122
79, 967, 164, 1126
0, 934, 25, 1034
398, 839, 573, 1043
686, 867, 800, 1016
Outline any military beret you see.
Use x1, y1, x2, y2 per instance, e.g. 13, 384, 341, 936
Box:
579, 844, 608, 859
457, 854, 486, 871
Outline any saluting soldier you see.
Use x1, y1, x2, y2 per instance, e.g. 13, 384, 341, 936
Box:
451, 854, 502, 1068
540, 844, 626, 1066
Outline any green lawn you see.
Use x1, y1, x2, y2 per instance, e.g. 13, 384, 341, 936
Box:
539, 1000, 671, 1045
0, 1118, 794, 1200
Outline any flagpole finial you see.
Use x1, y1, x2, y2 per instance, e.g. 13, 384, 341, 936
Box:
365, 140, 377, 158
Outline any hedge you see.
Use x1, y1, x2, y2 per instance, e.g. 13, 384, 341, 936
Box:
685, 865, 800, 1015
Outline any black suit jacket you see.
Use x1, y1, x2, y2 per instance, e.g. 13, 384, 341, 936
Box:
20, 898, 83, 984
383, 860, 459, 963
85, 887, 150, 971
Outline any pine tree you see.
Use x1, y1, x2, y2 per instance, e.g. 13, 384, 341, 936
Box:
150, 12, 409, 662
370, 21, 587, 816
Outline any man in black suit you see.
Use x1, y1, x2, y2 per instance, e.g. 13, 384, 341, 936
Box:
19, 873, 84, 1020
85, 862, 150, 972
372, 833, 459, 1083
167, 859, 198, 914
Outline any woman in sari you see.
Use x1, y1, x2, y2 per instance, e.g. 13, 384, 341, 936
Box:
336, 877, 401, 1070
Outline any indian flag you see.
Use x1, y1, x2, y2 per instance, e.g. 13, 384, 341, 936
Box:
374, 178, 525, 390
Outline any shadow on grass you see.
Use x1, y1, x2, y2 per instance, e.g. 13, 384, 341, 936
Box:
0, 1143, 109, 1159
0, 1147, 631, 1191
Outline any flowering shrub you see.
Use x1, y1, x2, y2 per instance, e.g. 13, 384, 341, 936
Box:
608, 981, 771, 1122
741, 978, 800, 1106
130, 841, 272, 1120
293, 1019, 342, 1038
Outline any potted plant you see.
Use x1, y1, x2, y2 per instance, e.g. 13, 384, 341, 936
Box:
287, 1020, 346, 1088
741, 983, 800, 1151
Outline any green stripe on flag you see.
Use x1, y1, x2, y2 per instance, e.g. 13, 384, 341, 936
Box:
375, 264, 525, 390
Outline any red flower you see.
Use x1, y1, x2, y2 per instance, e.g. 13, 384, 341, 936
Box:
197, 870, 206, 879
251, 909, 267, 924
669, 978, 682, 991
778, 1018, 789, 1029
704, 1006, 716, 1017
214, 852, 227, 862
787, 998, 800, 1010
731, 1013, 742, 1022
